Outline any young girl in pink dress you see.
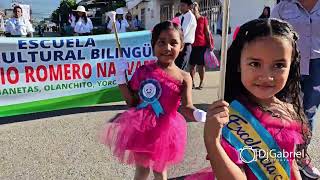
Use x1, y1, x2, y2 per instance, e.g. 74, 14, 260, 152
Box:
100, 21, 207, 180
185, 18, 312, 180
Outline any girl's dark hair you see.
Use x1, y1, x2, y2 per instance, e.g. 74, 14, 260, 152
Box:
259, 6, 271, 18
76, 12, 88, 24
13, 6, 22, 13
151, 21, 184, 49
225, 18, 311, 161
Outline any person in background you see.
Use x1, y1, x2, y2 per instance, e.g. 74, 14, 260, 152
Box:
272, 1, 320, 179
216, 6, 231, 36
132, 15, 142, 30
189, 2, 212, 90
0, 11, 5, 33
107, 7, 129, 33
37, 25, 44, 37
171, 12, 182, 26
5, 5, 34, 37
125, 12, 135, 31
259, 6, 271, 19
71, 6, 93, 36
175, 0, 197, 71
63, 22, 74, 36
105, 14, 111, 33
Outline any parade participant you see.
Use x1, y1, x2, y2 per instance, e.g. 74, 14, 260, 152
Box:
189, 2, 213, 90
171, 13, 182, 26
71, 6, 93, 36
0, 11, 5, 33
175, 0, 197, 71
100, 21, 207, 180
185, 18, 311, 180
125, 12, 135, 32
5, 5, 34, 37
272, 0, 320, 178
107, 8, 129, 33
259, 6, 271, 19
132, 15, 142, 30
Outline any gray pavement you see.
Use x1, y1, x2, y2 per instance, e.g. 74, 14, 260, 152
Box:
0, 71, 319, 180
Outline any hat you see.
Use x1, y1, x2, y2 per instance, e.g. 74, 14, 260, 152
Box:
181, 0, 194, 5
74, 6, 86, 13
116, 8, 124, 15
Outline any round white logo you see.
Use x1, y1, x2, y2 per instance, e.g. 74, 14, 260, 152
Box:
142, 83, 156, 99
239, 146, 257, 163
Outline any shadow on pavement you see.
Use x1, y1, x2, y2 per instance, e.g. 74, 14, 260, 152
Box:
0, 104, 128, 125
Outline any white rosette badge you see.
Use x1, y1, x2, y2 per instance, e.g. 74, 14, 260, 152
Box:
137, 79, 164, 117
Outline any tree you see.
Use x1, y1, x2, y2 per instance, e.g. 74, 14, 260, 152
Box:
50, 0, 126, 28
51, 0, 77, 27
93, 0, 126, 12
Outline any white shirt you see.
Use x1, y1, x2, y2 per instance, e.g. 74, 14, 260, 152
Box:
5, 17, 34, 36
0, 16, 5, 31
107, 19, 129, 33
71, 17, 93, 34
180, 10, 197, 44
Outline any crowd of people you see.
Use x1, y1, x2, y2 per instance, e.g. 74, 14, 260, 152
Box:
2, 4, 143, 37
172, 0, 214, 91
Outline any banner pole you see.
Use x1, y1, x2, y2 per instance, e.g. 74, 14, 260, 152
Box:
111, 18, 129, 83
112, 21, 123, 57
218, 0, 231, 100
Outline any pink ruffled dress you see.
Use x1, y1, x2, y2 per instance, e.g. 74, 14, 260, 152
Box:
100, 63, 187, 172
185, 101, 305, 180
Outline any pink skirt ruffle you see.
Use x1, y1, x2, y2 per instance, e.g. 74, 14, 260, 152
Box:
100, 107, 187, 172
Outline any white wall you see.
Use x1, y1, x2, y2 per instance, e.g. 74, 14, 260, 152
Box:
229, 0, 275, 27
214, 0, 276, 51
129, 1, 160, 30
129, 0, 276, 46
146, 0, 160, 30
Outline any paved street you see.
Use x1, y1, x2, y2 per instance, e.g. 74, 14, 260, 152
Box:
0, 71, 319, 180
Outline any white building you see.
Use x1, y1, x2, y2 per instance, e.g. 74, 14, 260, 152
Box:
126, 0, 277, 50
214, 0, 276, 50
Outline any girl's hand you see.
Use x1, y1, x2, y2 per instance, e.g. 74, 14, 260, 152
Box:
204, 100, 230, 142
114, 58, 128, 85
107, 11, 116, 23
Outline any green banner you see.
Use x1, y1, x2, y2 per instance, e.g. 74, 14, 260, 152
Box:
0, 31, 156, 117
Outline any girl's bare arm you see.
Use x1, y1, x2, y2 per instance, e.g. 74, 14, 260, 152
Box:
118, 84, 139, 107
204, 101, 247, 179
180, 72, 197, 121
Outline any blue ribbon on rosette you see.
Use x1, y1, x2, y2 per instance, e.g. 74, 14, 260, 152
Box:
136, 79, 164, 117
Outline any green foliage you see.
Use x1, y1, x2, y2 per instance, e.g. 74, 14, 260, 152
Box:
93, 0, 126, 12
51, 0, 77, 26
114, 1, 126, 9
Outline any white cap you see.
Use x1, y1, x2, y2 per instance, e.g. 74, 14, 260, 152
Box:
74, 6, 86, 13
116, 8, 124, 15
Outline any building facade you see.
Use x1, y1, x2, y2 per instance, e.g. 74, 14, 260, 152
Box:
126, 0, 220, 31
126, 0, 276, 50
